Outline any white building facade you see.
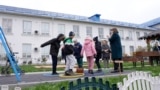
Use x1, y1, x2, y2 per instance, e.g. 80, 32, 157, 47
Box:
0, 5, 157, 64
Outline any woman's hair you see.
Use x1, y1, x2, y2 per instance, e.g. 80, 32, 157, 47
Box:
110, 28, 118, 33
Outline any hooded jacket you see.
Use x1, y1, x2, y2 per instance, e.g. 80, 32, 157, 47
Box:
63, 38, 74, 55
93, 37, 102, 53
74, 42, 82, 59
81, 36, 97, 57
41, 34, 64, 56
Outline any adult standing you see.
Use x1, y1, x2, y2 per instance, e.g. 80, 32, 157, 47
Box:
108, 28, 123, 73
40, 34, 65, 75
93, 36, 102, 72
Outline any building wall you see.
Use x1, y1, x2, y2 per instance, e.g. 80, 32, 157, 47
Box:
0, 13, 152, 64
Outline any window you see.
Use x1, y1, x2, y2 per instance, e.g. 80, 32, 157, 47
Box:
73, 25, 80, 37
2, 18, 12, 33
119, 30, 124, 39
130, 46, 134, 56
22, 44, 32, 59
23, 21, 32, 34
41, 22, 50, 35
58, 24, 65, 34
98, 28, 104, 39
144, 32, 147, 36
122, 46, 125, 55
86, 27, 92, 37
128, 31, 133, 40
41, 46, 50, 59
136, 32, 140, 40
0, 43, 6, 59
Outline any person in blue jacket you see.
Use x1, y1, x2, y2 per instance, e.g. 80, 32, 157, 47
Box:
73, 39, 83, 68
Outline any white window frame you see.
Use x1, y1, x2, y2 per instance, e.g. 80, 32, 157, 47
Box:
144, 32, 147, 36
23, 21, 32, 35
125, 31, 133, 40
41, 46, 50, 59
136, 32, 140, 40
122, 45, 125, 55
58, 24, 65, 34
119, 30, 124, 40
2, 18, 12, 34
41, 22, 50, 35
86, 26, 92, 37
98, 28, 104, 39
129, 46, 134, 56
73, 25, 80, 37
22, 44, 32, 59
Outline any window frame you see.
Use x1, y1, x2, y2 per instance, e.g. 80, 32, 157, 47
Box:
2, 18, 12, 34
23, 20, 32, 35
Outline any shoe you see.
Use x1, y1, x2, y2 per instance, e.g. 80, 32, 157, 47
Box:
96, 69, 102, 73
52, 72, 58, 75
88, 70, 94, 74
65, 70, 71, 76
69, 69, 75, 75
110, 70, 119, 73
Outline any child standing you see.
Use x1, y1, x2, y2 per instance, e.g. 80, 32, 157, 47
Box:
63, 31, 76, 76
81, 36, 97, 74
101, 40, 111, 68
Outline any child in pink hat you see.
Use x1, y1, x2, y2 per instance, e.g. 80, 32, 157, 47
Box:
81, 36, 97, 74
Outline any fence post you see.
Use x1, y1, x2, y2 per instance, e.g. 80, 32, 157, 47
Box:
1, 85, 9, 90
14, 87, 21, 90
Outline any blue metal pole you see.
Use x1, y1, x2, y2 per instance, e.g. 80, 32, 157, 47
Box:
0, 27, 21, 82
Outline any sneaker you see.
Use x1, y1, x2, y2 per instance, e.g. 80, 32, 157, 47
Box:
88, 70, 94, 74
65, 71, 71, 76
110, 70, 119, 73
96, 69, 102, 73
52, 72, 58, 75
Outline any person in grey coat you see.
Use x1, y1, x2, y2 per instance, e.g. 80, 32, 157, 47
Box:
101, 40, 111, 68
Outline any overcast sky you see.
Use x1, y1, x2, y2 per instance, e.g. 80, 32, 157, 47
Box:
1, 0, 160, 24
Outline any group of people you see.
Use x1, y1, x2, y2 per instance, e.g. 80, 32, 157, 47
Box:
40, 27, 123, 76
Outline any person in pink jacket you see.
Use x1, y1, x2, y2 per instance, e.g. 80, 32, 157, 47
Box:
81, 36, 97, 74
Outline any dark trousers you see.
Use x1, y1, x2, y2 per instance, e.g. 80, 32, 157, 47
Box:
95, 55, 101, 69
76, 58, 83, 68
51, 55, 58, 73
113, 59, 123, 71
150, 56, 160, 66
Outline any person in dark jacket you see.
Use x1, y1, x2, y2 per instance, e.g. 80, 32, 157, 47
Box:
73, 39, 83, 68
93, 36, 102, 72
101, 40, 111, 68
108, 28, 123, 73
40, 34, 65, 75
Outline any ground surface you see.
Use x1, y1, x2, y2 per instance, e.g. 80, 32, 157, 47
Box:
0, 69, 133, 86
